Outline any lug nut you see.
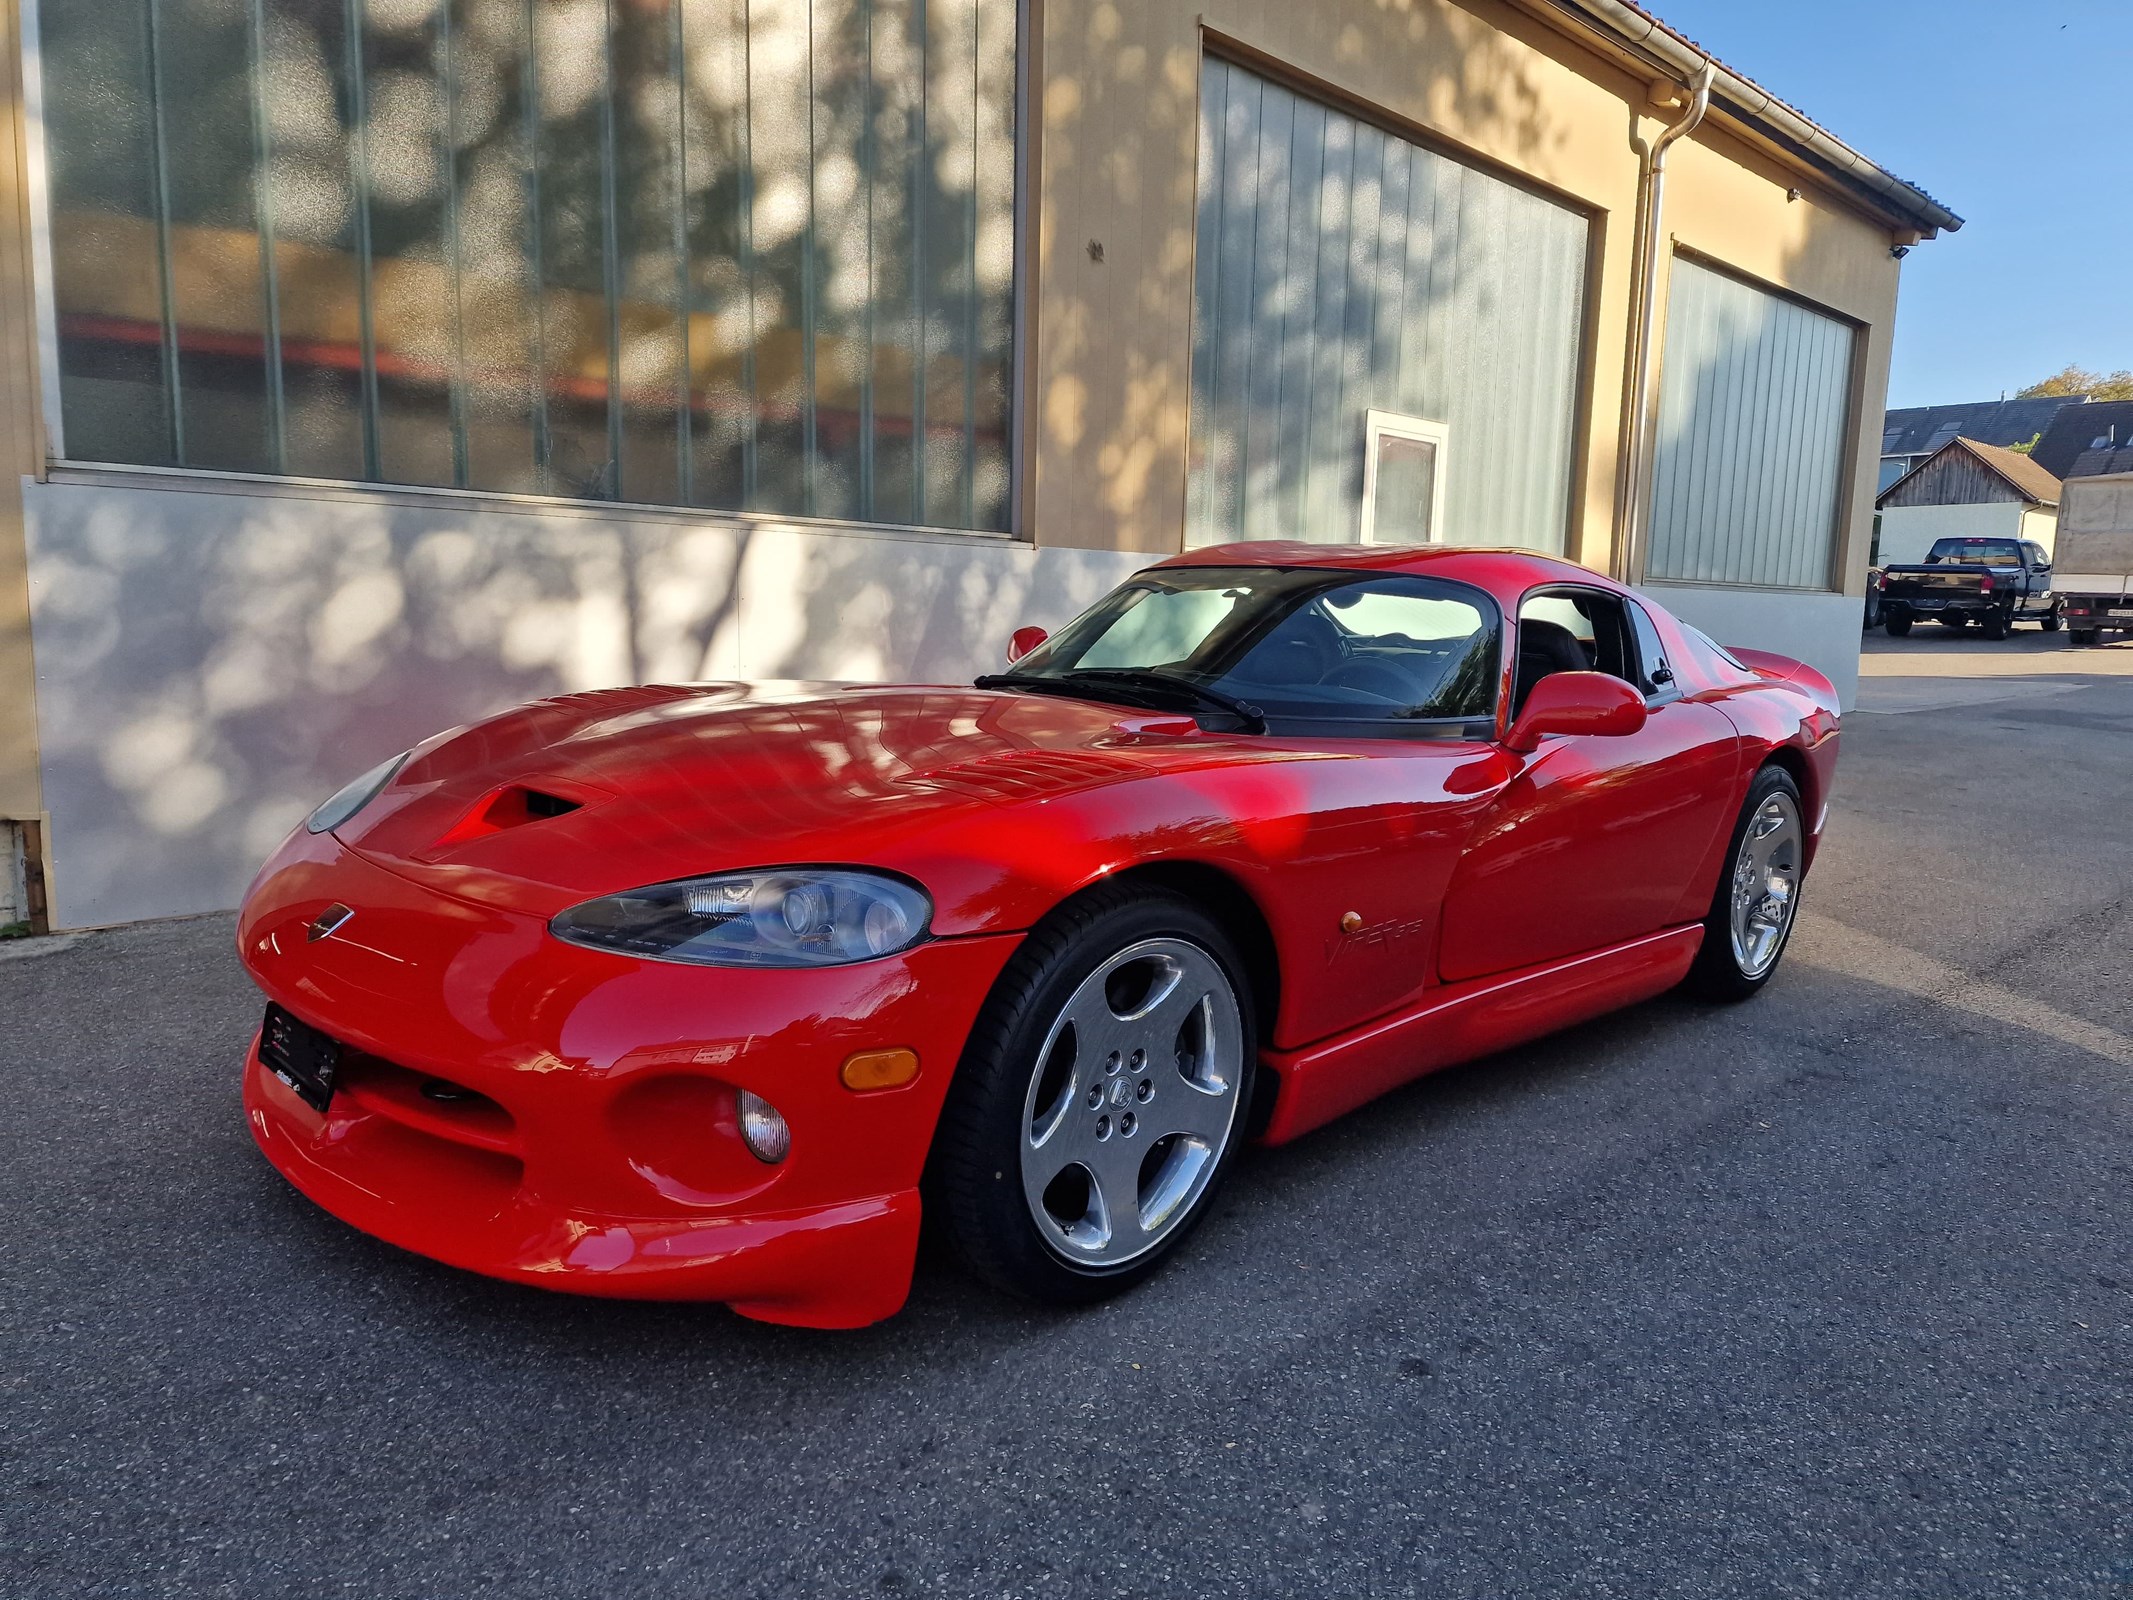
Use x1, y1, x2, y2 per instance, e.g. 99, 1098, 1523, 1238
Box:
1129, 1049, 1145, 1069
1095, 1115, 1112, 1140
1104, 1052, 1121, 1076
1136, 1079, 1152, 1102
1086, 1086, 1103, 1109
1120, 1112, 1138, 1137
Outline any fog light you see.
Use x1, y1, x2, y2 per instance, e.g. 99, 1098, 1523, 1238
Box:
736, 1089, 791, 1163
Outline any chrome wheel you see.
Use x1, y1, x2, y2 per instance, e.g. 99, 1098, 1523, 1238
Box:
1019, 937, 1245, 1270
1728, 790, 1803, 979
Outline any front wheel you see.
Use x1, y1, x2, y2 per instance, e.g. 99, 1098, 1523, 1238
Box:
2040, 606, 2063, 633
931, 885, 1257, 1306
1938, 615, 1970, 631
1686, 767, 1806, 1003
1883, 613, 1913, 638
2071, 628, 2101, 646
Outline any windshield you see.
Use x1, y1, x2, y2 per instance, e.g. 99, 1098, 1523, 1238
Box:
995, 566, 1501, 732
1926, 539, 2021, 565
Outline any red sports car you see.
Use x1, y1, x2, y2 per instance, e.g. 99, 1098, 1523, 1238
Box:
239, 545, 1839, 1327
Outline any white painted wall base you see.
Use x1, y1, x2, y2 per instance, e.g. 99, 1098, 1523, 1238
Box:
22, 472, 1874, 928
24, 476, 1151, 929
1638, 584, 1864, 712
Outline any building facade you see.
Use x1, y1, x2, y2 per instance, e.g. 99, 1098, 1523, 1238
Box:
1874, 437, 2063, 568
0, 0, 1957, 929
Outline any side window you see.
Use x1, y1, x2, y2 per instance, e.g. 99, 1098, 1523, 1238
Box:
1629, 603, 1675, 695
1515, 589, 1637, 711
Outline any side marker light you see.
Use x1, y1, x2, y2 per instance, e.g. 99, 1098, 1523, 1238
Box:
840, 1048, 921, 1093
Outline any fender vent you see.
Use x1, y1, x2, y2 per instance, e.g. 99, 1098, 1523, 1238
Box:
916, 751, 1141, 801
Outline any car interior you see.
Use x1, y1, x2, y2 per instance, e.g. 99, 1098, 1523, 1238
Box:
1221, 586, 1495, 718
1512, 591, 1652, 714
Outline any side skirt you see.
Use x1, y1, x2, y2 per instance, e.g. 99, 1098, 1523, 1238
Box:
1257, 924, 1705, 1145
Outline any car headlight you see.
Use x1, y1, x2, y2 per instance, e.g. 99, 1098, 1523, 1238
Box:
549, 868, 932, 968
305, 751, 410, 835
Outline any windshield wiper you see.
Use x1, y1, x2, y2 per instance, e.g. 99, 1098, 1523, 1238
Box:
975, 668, 1267, 733
1059, 668, 1267, 732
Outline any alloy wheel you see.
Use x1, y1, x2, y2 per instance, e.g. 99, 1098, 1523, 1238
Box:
1728, 790, 1803, 979
1018, 937, 1244, 1269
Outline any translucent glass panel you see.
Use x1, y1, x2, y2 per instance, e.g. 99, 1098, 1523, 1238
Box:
1187, 60, 1590, 552
38, 0, 1017, 532
1648, 256, 1856, 590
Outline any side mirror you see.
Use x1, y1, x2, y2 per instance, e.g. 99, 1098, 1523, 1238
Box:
1505, 671, 1648, 754
1007, 625, 1049, 664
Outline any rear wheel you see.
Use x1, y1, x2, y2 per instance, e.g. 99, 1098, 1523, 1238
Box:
2072, 627, 2101, 646
1883, 614, 1913, 638
1938, 615, 1969, 631
1686, 767, 1806, 1003
931, 885, 1257, 1306
1979, 612, 2011, 641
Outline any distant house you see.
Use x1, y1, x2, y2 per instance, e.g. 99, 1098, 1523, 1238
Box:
1874, 437, 2063, 566
1879, 395, 2085, 493
2031, 400, 2133, 481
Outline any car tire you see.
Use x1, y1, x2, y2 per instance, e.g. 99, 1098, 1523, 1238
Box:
1883, 614, 1912, 638
930, 883, 1258, 1307
2041, 606, 2063, 633
1685, 766, 1806, 1005
1980, 613, 2012, 641
1938, 615, 1969, 631
2071, 627, 2101, 646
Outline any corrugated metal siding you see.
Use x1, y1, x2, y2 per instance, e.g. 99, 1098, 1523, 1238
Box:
1186, 60, 1590, 551
1648, 257, 1856, 590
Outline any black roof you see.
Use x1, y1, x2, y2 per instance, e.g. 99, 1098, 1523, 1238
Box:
2031, 401, 2133, 480
1881, 396, 2085, 459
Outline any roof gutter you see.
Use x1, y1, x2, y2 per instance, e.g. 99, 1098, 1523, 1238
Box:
1512, 0, 1962, 237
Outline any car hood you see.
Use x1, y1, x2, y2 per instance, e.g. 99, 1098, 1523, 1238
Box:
331, 681, 1260, 916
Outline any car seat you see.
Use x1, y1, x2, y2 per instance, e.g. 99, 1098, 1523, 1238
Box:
1513, 619, 1591, 714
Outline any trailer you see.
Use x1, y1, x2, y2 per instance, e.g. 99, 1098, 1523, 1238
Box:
2056, 474, 2133, 646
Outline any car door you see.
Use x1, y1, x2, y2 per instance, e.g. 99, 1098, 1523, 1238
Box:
2025, 543, 2053, 613
1434, 588, 1743, 983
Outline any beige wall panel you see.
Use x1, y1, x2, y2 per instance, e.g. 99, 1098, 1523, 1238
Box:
1033, 0, 1656, 560
1660, 126, 1903, 601
0, 0, 43, 819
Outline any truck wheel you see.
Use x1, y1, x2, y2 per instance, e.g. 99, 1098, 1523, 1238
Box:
1980, 613, 2011, 641
2041, 607, 2063, 632
1883, 614, 1912, 638
1938, 615, 1969, 631
2071, 628, 2100, 647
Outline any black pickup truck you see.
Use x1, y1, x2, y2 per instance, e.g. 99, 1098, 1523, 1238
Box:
1880, 537, 2060, 639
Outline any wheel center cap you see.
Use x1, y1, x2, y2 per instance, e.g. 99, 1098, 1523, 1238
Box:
1108, 1079, 1131, 1109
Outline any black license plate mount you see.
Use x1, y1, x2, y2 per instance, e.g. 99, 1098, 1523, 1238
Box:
260, 1003, 340, 1113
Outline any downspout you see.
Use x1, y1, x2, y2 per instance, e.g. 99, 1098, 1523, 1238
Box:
1614, 59, 1712, 585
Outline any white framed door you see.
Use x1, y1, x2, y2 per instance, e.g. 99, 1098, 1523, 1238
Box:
1359, 411, 1451, 544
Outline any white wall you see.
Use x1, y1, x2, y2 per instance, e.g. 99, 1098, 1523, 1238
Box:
1639, 584, 1864, 712
1874, 501, 2027, 567
24, 476, 1150, 929
2022, 506, 2060, 560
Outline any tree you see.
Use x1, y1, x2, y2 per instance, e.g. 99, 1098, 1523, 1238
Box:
2017, 365, 2133, 402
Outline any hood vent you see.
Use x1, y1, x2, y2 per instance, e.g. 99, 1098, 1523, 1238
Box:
426, 785, 586, 854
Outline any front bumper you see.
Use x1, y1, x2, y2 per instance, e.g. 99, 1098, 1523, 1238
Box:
239, 832, 1020, 1327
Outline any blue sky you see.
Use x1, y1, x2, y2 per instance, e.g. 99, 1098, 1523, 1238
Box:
1652, 0, 2133, 408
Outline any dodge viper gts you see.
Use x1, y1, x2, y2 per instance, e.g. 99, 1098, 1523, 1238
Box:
239, 544, 1839, 1327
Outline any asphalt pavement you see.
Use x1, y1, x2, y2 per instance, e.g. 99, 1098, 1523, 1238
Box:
7, 631, 2133, 1598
